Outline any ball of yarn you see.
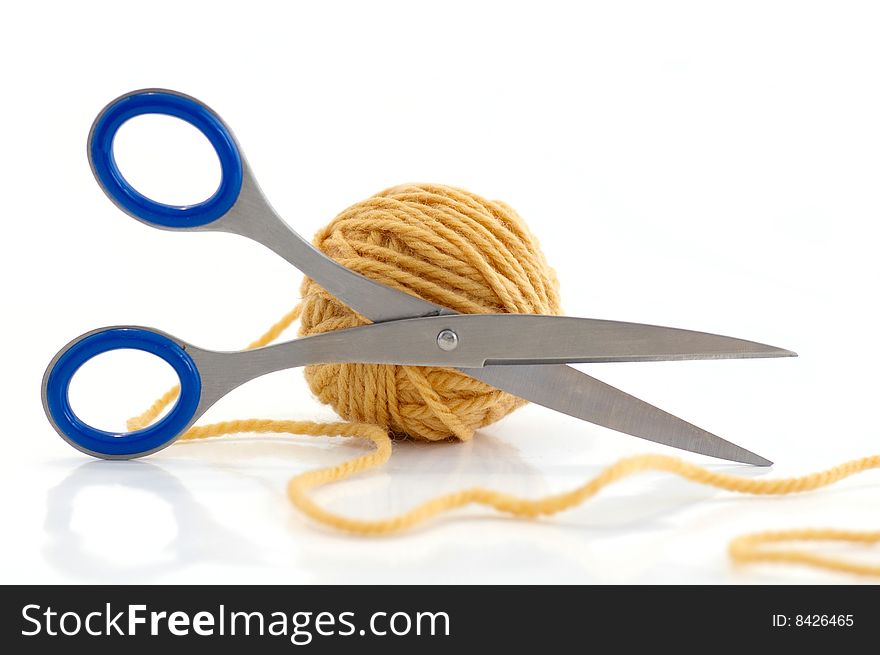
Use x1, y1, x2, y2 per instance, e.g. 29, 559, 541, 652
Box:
298, 183, 562, 441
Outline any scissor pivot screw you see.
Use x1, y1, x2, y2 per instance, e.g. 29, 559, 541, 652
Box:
437, 329, 459, 351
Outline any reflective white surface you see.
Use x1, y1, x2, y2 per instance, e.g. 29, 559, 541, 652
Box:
3, 0, 879, 584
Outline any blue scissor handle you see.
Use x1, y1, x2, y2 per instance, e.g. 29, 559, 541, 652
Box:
43, 327, 202, 458
88, 89, 243, 228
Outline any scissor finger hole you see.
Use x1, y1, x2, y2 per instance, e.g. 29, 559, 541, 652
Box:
44, 328, 202, 458
89, 90, 243, 228
113, 114, 222, 207
67, 348, 179, 433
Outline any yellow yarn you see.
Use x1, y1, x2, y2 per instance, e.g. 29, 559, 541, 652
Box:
128, 183, 879, 579
297, 183, 561, 441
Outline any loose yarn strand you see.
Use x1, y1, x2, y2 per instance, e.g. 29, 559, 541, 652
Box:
729, 529, 880, 577
124, 184, 879, 578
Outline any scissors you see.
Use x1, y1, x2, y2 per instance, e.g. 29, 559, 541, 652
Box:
41, 89, 795, 463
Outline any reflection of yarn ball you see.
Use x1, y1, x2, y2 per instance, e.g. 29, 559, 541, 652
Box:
299, 183, 562, 441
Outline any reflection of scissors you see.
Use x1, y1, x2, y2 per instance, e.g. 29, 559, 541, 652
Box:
41, 89, 795, 464
44, 460, 254, 579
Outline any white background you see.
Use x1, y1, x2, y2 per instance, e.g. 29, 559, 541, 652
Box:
2, 1, 878, 584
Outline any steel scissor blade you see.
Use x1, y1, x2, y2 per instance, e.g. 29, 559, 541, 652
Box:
462, 364, 772, 466
398, 314, 795, 365
245, 311, 785, 464
249, 314, 794, 369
